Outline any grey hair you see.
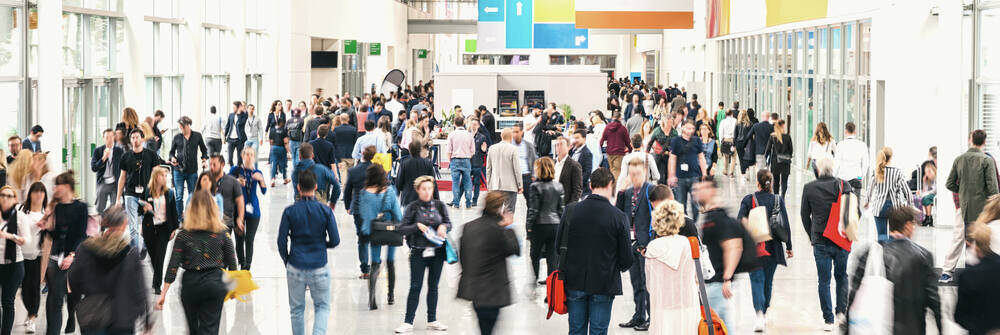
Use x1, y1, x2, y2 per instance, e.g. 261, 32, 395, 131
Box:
101, 206, 128, 230
816, 157, 835, 177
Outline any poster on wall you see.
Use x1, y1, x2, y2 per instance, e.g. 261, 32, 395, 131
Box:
574, 0, 694, 29
475, 0, 588, 50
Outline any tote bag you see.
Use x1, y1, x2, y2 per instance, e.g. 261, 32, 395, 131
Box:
847, 242, 893, 335
745, 195, 773, 243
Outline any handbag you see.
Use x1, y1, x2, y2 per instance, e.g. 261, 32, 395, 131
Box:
76, 294, 113, 331
847, 242, 894, 334
444, 239, 458, 264
822, 181, 853, 251
368, 192, 403, 246
744, 195, 773, 243
769, 195, 790, 244
545, 270, 568, 319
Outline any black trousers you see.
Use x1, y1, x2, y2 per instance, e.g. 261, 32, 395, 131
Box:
474, 306, 500, 335
529, 224, 558, 281
45, 260, 79, 335
143, 222, 173, 291
0, 262, 23, 335
227, 138, 245, 166
207, 138, 223, 156
521, 174, 533, 205
235, 216, 261, 270
180, 268, 228, 335
20, 258, 40, 317
771, 162, 790, 197
628, 248, 649, 323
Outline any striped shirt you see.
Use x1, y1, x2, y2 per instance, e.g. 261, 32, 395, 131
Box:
865, 166, 913, 210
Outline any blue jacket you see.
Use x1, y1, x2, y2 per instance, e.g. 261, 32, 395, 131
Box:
291, 159, 341, 203
343, 161, 372, 212
357, 186, 403, 235
229, 166, 267, 219
332, 124, 358, 159
309, 137, 336, 168
277, 197, 340, 269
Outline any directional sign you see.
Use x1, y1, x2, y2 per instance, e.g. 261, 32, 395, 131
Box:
344, 40, 357, 54
533, 23, 588, 49
417, 49, 428, 58
505, 0, 532, 48
369, 43, 381, 56
478, 0, 504, 22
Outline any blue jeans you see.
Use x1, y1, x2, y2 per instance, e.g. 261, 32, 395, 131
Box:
370, 244, 396, 264
749, 257, 780, 313
353, 215, 371, 274
270, 145, 288, 179
566, 289, 614, 335
405, 248, 445, 324
812, 243, 849, 323
471, 166, 485, 203
706, 282, 732, 330
123, 196, 145, 251
874, 200, 892, 242
289, 140, 301, 167
287, 264, 331, 335
672, 176, 701, 221
450, 158, 472, 206
172, 170, 198, 216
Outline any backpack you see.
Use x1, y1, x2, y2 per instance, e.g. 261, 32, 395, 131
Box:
286, 116, 304, 141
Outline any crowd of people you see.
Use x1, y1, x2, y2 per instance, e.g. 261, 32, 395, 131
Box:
0, 77, 996, 335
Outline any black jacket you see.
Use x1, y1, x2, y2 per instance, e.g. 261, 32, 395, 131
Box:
558, 157, 583, 204
342, 161, 372, 212
90, 144, 124, 187
800, 176, 852, 247
69, 235, 149, 333
480, 111, 498, 144
735, 122, 754, 162
527, 180, 564, 231
457, 214, 520, 308
224, 112, 248, 141
556, 194, 632, 296
848, 239, 941, 335
394, 156, 439, 205
399, 199, 452, 249
138, 189, 180, 234
748, 121, 773, 155
168, 132, 209, 174
615, 183, 654, 247
955, 252, 1000, 335
332, 124, 358, 159
265, 112, 286, 134
570, 145, 593, 194
309, 138, 336, 169
764, 134, 793, 166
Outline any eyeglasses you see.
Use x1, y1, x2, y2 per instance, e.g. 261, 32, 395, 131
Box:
0, 194, 15, 199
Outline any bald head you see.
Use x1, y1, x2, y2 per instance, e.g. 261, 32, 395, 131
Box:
501, 128, 513, 141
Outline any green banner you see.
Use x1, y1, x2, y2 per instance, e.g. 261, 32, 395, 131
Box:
369, 43, 381, 56
464, 39, 477, 53
344, 40, 357, 54
417, 49, 428, 58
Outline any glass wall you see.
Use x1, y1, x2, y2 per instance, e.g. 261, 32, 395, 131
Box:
0, 3, 26, 137
146, 0, 182, 151
976, 1, 1000, 155
717, 19, 872, 167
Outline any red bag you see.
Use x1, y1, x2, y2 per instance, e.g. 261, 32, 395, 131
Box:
545, 270, 567, 319
699, 307, 729, 335
822, 181, 852, 251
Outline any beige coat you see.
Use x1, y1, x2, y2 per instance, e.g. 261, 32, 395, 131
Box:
486, 141, 523, 192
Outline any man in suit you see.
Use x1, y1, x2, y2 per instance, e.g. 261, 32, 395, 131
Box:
486, 129, 524, 215
624, 93, 640, 121
614, 160, 655, 331
332, 114, 359, 180
556, 168, 632, 335
395, 140, 439, 206
511, 125, 537, 207
747, 112, 777, 172
90, 129, 123, 212
223, 101, 248, 166
343, 145, 375, 279
554, 136, 582, 204
569, 130, 593, 197
309, 125, 336, 172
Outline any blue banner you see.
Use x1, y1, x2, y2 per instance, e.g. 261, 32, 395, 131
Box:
478, 0, 504, 22
533, 23, 588, 49
505, 0, 532, 48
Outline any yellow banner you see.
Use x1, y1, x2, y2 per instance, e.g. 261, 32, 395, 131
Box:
765, 0, 828, 27
534, 0, 576, 23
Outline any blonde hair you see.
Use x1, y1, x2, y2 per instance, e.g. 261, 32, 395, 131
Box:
875, 147, 893, 182
413, 175, 435, 190
811, 122, 832, 145
0, 149, 5, 170
737, 110, 750, 126
8, 149, 33, 188
771, 120, 786, 144
121, 107, 139, 129
30, 152, 49, 180
534, 156, 555, 181
148, 166, 170, 198
968, 222, 992, 256
138, 122, 155, 142
0, 185, 18, 203
242, 146, 257, 161
183, 190, 227, 233
651, 200, 685, 237
975, 195, 1000, 226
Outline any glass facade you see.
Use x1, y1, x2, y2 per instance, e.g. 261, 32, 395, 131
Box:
716, 19, 872, 167
976, 1, 1000, 155
0, 3, 26, 138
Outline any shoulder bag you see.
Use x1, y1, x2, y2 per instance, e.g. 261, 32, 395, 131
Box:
744, 194, 773, 243
769, 195, 789, 244
368, 192, 403, 246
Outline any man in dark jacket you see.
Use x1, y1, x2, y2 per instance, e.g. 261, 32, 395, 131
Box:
343, 146, 374, 278
223, 101, 248, 166
167, 116, 209, 215
309, 125, 336, 171
477, 105, 498, 144
456, 191, 519, 335
570, 130, 593, 196
800, 157, 852, 330
614, 159, 653, 331
395, 140, 439, 206
554, 136, 582, 204
332, 114, 359, 179
747, 112, 777, 171
91, 129, 124, 212
848, 207, 941, 335
470, 118, 489, 204
556, 168, 632, 335
304, 106, 328, 143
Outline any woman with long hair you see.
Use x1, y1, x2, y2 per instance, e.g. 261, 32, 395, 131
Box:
193, 171, 224, 212
865, 147, 913, 241
807, 122, 836, 178
358, 164, 402, 310
645, 200, 701, 334
19, 152, 54, 203
920, 161, 937, 226
737, 170, 792, 332
377, 116, 393, 148
0, 186, 29, 335
457, 191, 519, 335
140, 166, 179, 294
653, 97, 669, 121
156, 190, 237, 335
18, 182, 45, 333
526, 157, 564, 284
735, 110, 756, 179
39, 171, 87, 335
139, 122, 159, 152
765, 120, 794, 196
117, 107, 139, 147
699, 124, 718, 176
229, 147, 267, 270
395, 175, 451, 333
6, 150, 31, 191
265, 99, 286, 135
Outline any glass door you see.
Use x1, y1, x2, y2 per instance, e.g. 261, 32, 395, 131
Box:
63, 79, 88, 197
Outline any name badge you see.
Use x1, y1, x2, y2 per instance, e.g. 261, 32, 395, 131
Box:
135, 186, 144, 193
422, 248, 435, 258
680, 163, 689, 172
246, 204, 254, 214
630, 229, 636, 240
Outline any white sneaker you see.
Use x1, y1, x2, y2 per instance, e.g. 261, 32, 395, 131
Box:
823, 323, 834, 332
393, 323, 414, 334
754, 312, 765, 332
24, 320, 35, 333
426, 321, 449, 331
835, 312, 847, 330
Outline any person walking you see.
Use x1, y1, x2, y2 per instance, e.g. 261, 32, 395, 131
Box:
737, 170, 792, 332
169, 116, 209, 215
644, 199, 700, 335
91, 129, 123, 212
486, 129, 524, 215
208, 155, 245, 234
230, 148, 267, 270
18, 182, 45, 333
447, 116, 475, 208
554, 136, 583, 204
747, 112, 777, 173
203, 106, 225, 156
801, 157, 852, 331
0, 186, 28, 335
139, 166, 179, 295
718, 109, 738, 178
358, 165, 403, 311
268, 118, 291, 186
557, 168, 632, 335
277, 169, 341, 335
345, 146, 376, 279
806, 122, 835, 178
156, 190, 237, 335
394, 175, 451, 333
865, 147, 914, 242
265, 100, 287, 136
600, 112, 631, 181
244, 104, 263, 155
224, 101, 248, 167
21, 126, 43, 153
846, 207, 942, 335
764, 120, 793, 197
616, 134, 659, 192
117, 129, 166, 253
333, 114, 360, 180
615, 160, 655, 331
512, 125, 538, 207
457, 191, 519, 335
286, 108, 306, 168
526, 157, 564, 286
943, 129, 1000, 283
39, 172, 87, 335
290, 143, 340, 204
469, 117, 489, 205
833, 122, 870, 195
668, 120, 708, 221
735, 110, 756, 179
954, 222, 1000, 335
569, 130, 594, 196
68, 206, 153, 335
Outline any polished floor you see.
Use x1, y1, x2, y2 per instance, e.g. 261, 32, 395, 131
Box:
10, 164, 968, 334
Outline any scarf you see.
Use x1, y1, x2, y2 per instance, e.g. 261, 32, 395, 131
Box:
0, 207, 16, 262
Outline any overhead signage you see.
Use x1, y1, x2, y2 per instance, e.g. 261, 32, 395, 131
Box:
574, 0, 695, 29
417, 49, 428, 58
344, 40, 357, 54
369, 43, 381, 56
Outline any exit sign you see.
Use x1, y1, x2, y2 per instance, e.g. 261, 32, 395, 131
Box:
369, 43, 381, 56
344, 40, 357, 54
417, 49, 428, 58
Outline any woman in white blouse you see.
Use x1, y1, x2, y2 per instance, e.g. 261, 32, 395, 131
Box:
806, 122, 836, 178
0, 185, 30, 335
18, 182, 45, 333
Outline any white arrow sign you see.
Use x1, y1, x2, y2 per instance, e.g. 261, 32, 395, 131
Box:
575, 35, 587, 46
484, 6, 498, 13
516, 1, 523, 16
